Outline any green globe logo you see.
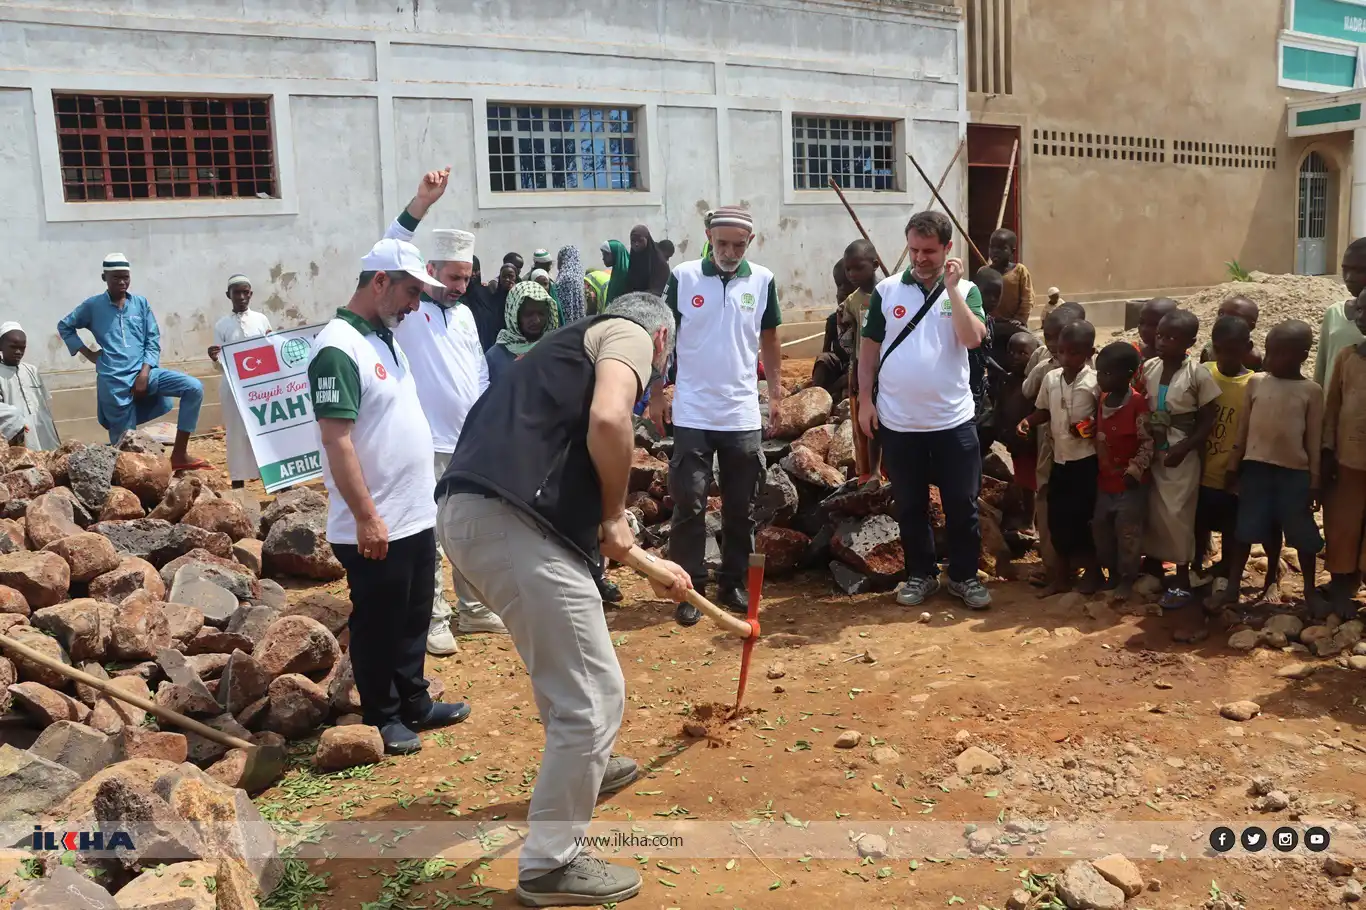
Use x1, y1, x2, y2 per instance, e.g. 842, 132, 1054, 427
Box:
280, 337, 311, 368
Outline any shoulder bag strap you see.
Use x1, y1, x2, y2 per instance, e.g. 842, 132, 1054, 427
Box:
871, 283, 944, 404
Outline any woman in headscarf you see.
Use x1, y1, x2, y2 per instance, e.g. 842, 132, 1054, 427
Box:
556, 245, 588, 324
602, 239, 631, 307
485, 280, 561, 386
461, 255, 509, 352
626, 224, 671, 296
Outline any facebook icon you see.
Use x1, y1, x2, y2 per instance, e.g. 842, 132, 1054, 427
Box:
1209, 826, 1236, 853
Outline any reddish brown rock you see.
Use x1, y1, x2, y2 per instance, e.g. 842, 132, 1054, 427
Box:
4, 625, 69, 688
253, 615, 340, 677
262, 673, 329, 738
314, 724, 384, 771
262, 513, 344, 581
108, 592, 172, 660
156, 680, 222, 718
625, 491, 661, 524
281, 592, 350, 636
0, 518, 22, 551
185, 627, 255, 655
89, 675, 151, 734
88, 555, 165, 603
113, 451, 172, 504
119, 728, 189, 764
73, 661, 111, 707
42, 531, 121, 582
25, 491, 82, 549
780, 446, 845, 488
162, 601, 205, 644
0, 550, 69, 608
792, 424, 836, 460
160, 549, 260, 602
31, 599, 110, 661
182, 496, 254, 542
755, 526, 811, 577
1, 466, 53, 500
218, 650, 271, 716
147, 474, 211, 523
0, 655, 15, 713
231, 538, 263, 576
187, 652, 229, 680
325, 652, 360, 714
183, 713, 252, 765
820, 480, 895, 518
629, 448, 668, 492
827, 420, 856, 470
772, 387, 834, 439
832, 514, 906, 584
206, 748, 251, 789
8, 680, 90, 726
97, 486, 145, 521
0, 584, 28, 616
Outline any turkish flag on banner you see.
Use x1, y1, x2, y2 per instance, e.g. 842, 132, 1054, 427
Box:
233, 345, 281, 378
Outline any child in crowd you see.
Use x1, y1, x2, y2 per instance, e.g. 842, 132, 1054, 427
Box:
1219, 321, 1324, 613
1321, 292, 1366, 614
1136, 298, 1178, 362
988, 229, 1033, 335
1020, 320, 1101, 594
812, 258, 856, 399
995, 331, 1042, 530
1023, 305, 1086, 583
1093, 342, 1153, 601
1142, 309, 1221, 609
841, 240, 882, 480
972, 266, 1004, 443
1194, 316, 1273, 602
1315, 236, 1366, 387
1199, 296, 1264, 371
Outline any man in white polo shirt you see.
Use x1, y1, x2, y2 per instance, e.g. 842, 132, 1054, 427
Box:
856, 210, 992, 610
654, 205, 783, 626
308, 235, 473, 755
384, 168, 507, 654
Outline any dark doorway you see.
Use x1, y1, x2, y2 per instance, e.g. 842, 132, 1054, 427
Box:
966, 124, 1021, 276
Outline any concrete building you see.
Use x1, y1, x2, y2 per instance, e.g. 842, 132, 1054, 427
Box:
1, 0, 969, 441
961, 0, 1362, 310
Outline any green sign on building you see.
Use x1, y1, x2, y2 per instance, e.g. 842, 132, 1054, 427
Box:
1293, 0, 1366, 44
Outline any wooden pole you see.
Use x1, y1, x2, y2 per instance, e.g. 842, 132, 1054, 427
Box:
828, 177, 890, 278
995, 139, 1020, 232
905, 150, 986, 266
892, 139, 965, 273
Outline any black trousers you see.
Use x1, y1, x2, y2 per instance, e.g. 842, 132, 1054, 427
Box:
333, 529, 436, 728
1048, 456, 1099, 560
668, 426, 765, 590
880, 422, 983, 583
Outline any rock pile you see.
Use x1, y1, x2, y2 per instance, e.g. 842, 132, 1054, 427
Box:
632, 382, 1011, 593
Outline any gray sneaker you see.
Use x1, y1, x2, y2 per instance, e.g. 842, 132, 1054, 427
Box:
516, 854, 641, 907
947, 577, 992, 610
896, 576, 941, 606
598, 755, 639, 796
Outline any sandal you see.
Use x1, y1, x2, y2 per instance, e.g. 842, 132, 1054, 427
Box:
171, 457, 213, 472
1160, 588, 1193, 611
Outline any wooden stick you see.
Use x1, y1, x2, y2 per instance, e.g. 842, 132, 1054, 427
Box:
620, 547, 756, 640
892, 139, 965, 273
995, 139, 1020, 232
905, 151, 986, 266
827, 177, 890, 278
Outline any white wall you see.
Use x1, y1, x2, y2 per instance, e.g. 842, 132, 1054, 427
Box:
0, 0, 966, 434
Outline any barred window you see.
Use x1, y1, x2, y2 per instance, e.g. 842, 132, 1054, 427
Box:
792, 116, 898, 191
54, 93, 277, 202
487, 104, 641, 192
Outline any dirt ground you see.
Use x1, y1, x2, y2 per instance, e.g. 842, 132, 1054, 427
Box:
187, 429, 1366, 910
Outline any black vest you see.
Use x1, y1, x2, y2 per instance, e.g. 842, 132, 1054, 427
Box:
437, 315, 631, 565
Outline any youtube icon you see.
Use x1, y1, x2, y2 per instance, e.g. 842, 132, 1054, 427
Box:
233, 345, 281, 378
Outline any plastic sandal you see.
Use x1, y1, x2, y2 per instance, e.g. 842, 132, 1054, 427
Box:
1159, 588, 1193, 610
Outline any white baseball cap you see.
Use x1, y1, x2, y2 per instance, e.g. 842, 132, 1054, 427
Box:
361, 238, 443, 289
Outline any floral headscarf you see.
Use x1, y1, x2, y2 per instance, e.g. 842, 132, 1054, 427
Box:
556, 246, 587, 324
496, 280, 560, 356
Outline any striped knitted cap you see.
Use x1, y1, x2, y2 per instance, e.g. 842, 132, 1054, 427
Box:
706, 206, 753, 232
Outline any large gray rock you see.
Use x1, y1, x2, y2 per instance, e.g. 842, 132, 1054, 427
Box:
184, 713, 253, 765
755, 463, 799, 527
29, 720, 120, 780
831, 514, 905, 584
217, 649, 272, 715
225, 604, 277, 646
259, 486, 328, 536
255, 578, 288, 612
1058, 859, 1126, 910
262, 513, 344, 581
161, 549, 261, 603
157, 648, 218, 706
0, 742, 83, 822
91, 518, 232, 567
65, 444, 120, 514
830, 560, 872, 595
169, 565, 241, 627
9, 864, 116, 909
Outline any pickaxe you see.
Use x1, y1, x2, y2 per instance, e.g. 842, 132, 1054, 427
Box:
622, 548, 764, 715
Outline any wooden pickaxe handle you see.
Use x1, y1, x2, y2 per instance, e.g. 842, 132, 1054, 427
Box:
621, 547, 757, 640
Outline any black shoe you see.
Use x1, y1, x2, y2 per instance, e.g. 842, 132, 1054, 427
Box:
718, 586, 749, 615
596, 575, 623, 604
675, 601, 701, 626
380, 722, 421, 755
407, 701, 472, 730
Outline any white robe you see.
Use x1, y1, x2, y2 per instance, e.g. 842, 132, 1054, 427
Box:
0, 361, 60, 451
214, 310, 273, 481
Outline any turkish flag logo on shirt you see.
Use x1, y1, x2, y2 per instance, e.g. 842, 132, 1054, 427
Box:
233, 345, 280, 378
892, 305, 907, 319
691, 295, 705, 308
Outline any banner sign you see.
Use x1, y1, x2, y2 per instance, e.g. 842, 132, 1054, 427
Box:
221, 324, 324, 493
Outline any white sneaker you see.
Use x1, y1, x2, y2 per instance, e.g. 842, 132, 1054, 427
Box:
426, 617, 459, 655
456, 606, 508, 635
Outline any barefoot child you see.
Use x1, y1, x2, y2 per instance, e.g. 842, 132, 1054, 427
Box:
1195, 316, 1266, 599
841, 240, 882, 480
1093, 342, 1153, 601
1020, 320, 1101, 594
1220, 321, 1324, 613
1321, 293, 1366, 614
1199, 296, 1264, 371
1142, 309, 1221, 609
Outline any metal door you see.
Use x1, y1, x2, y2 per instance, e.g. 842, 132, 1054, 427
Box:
1296, 152, 1329, 275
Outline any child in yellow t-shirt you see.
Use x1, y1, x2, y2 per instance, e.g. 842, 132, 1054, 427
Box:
1196, 316, 1256, 592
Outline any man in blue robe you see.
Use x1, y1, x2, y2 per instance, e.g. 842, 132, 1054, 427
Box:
57, 252, 210, 469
